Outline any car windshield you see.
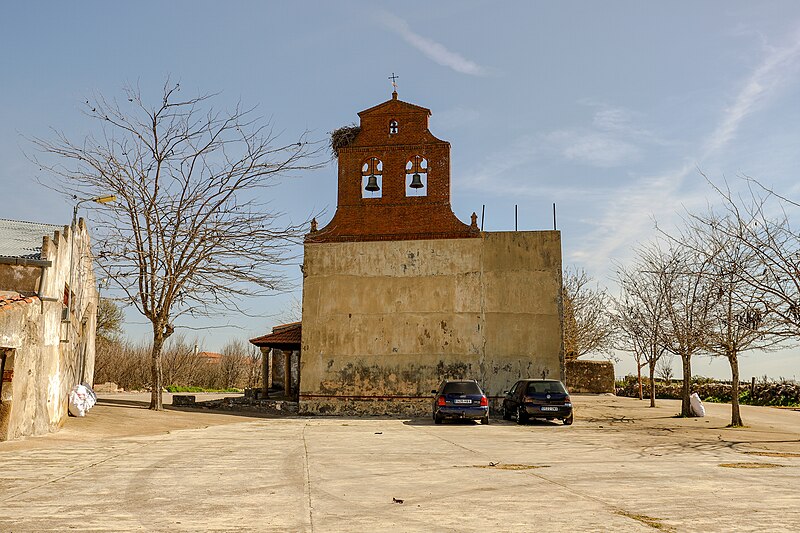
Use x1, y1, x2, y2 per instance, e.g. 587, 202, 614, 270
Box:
525, 381, 566, 395
442, 382, 482, 395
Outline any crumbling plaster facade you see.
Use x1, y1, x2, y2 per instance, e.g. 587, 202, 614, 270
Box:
0, 219, 97, 441
301, 232, 563, 414
299, 93, 564, 415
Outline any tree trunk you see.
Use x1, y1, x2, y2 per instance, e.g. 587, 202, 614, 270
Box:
648, 360, 656, 408
637, 359, 643, 400
149, 329, 165, 411
728, 352, 743, 427
680, 354, 692, 417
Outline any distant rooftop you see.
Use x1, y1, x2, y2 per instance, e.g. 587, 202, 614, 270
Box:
0, 219, 61, 259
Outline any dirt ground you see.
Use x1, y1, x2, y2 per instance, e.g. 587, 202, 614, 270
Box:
0, 393, 798, 532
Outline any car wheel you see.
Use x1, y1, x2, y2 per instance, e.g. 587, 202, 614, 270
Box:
481, 415, 489, 425
434, 413, 443, 425
563, 413, 574, 425
516, 407, 527, 425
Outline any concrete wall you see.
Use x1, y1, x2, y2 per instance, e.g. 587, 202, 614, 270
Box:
565, 359, 615, 394
0, 264, 43, 295
300, 231, 563, 415
0, 221, 97, 441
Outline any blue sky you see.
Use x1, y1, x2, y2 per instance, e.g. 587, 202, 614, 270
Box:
2, 1, 799, 379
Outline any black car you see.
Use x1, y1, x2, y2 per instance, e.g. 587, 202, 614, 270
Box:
431, 380, 489, 424
502, 379, 573, 425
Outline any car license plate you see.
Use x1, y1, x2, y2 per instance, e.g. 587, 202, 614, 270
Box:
541, 406, 559, 411
454, 399, 471, 404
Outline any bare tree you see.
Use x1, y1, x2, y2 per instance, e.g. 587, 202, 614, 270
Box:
656, 354, 674, 383
705, 177, 800, 337
245, 344, 263, 389
94, 298, 125, 386
96, 297, 124, 342
34, 80, 321, 409
682, 209, 784, 426
275, 294, 303, 325
562, 267, 615, 360
615, 250, 669, 407
161, 335, 204, 388
647, 240, 715, 417
219, 340, 249, 390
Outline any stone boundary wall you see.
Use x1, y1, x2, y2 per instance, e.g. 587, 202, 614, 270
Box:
172, 394, 299, 415
566, 359, 615, 394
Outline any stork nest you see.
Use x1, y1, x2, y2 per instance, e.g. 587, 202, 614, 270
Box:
330, 124, 361, 158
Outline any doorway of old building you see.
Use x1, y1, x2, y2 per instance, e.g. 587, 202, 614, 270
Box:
0, 348, 14, 440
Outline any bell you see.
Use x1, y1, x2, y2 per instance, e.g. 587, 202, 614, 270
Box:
409, 173, 424, 189
365, 174, 380, 192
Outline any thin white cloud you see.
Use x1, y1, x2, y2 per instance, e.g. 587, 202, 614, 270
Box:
547, 130, 641, 168
460, 134, 618, 202
703, 30, 800, 157
573, 26, 800, 275
567, 163, 696, 272
377, 11, 486, 76
461, 135, 539, 190
592, 106, 635, 132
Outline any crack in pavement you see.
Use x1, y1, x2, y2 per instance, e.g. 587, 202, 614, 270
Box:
0, 440, 156, 504
302, 422, 315, 532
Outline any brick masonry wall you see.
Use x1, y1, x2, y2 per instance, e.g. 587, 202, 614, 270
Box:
307, 93, 478, 243
566, 359, 615, 394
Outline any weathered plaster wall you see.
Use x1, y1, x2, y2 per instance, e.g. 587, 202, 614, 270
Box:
0, 221, 97, 441
0, 298, 76, 440
300, 231, 563, 415
0, 265, 42, 295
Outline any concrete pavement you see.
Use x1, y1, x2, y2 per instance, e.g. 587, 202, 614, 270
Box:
0, 394, 798, 532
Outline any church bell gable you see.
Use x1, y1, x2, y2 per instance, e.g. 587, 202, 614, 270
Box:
306, 93, 478, 243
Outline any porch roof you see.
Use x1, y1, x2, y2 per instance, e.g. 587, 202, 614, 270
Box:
249, 321, 301, 350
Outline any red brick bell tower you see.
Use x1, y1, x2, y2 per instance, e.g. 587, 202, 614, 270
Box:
306, 91, 479, 243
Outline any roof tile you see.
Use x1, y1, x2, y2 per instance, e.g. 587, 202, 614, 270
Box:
0, 291, 39, 313
250, 322, 302, 347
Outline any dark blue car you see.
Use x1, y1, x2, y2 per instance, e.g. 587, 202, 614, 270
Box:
431, 380, 489, 424
502, 379, 573, 425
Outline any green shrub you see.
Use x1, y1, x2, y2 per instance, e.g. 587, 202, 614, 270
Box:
617, 377, 800, 407
166, 385, 242, 393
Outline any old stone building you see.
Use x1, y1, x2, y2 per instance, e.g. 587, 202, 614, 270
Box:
296, 91, 564, 415
0, 218, 97, 441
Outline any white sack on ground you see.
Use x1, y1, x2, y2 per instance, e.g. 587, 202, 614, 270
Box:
68, 383, 97, 417
690, 392, 705, 417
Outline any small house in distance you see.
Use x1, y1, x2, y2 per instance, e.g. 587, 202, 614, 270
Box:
0, 218, 97, 441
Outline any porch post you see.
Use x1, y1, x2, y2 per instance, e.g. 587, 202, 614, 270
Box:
283, 349, 291, 398
261, 347, 270, 398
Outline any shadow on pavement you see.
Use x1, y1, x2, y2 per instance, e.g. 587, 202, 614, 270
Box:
97, 398, 277, 419
97, 398, 151, 409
